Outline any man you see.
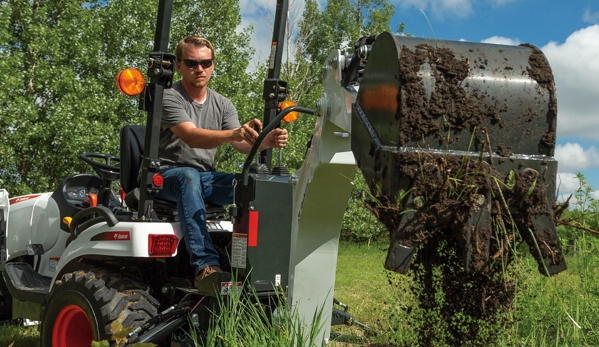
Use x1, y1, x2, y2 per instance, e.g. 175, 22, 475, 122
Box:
156, 36, 288, 288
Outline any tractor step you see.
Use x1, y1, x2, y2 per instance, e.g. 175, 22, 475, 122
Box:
3, 262, 51, 304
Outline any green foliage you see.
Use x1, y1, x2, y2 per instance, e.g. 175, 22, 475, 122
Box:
0, 0, 400, 247
0, 324, 38, 347
0, 0, 157, 195
556, 173, 599, 254
340, 172, 388, 242
297, 0, 394, 69
0, 0, 254, 196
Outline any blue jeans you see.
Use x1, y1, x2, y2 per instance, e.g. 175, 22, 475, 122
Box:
156, 167, 234, 275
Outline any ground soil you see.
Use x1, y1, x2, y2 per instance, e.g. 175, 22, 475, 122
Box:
362, 41, 565, 346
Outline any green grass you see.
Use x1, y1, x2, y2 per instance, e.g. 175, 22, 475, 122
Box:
1, 240, 598, 347
0, 323, 38, 347
330, 242, 415, 346
330, 240, 599, 347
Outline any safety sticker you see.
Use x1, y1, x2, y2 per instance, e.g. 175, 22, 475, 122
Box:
220, 281, 243, 296
231, 233, 247, 269
269, 42, 277, 70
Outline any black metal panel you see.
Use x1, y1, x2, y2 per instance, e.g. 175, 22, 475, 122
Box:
233, 174, 293, 292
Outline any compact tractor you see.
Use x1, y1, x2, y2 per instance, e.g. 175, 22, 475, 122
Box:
0, 0, 565, 346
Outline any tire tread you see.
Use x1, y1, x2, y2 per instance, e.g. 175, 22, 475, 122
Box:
51, 268, 158, 335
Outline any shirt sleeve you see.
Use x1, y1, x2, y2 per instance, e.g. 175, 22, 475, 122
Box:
161, 87, 191, 130
220, 97, 241, 130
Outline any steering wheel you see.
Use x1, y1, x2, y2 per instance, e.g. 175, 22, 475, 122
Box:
80, 152, 120, 181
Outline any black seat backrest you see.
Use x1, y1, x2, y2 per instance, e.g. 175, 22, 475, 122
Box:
119, 125, 145, 194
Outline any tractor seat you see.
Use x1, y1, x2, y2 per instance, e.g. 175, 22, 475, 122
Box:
119, 125, 226, 220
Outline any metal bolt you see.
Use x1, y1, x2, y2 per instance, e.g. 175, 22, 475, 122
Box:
161, 284, 175, 295
358, 45, 371, 60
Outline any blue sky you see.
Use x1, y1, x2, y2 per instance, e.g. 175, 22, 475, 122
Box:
240, 0, 599, 206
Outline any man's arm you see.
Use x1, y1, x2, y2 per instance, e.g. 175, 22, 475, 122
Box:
231, 127, 289, 154
170, 119, 262, 149
172, 117, 289, 154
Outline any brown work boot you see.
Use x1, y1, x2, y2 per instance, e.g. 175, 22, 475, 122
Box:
193, 265, 223, 288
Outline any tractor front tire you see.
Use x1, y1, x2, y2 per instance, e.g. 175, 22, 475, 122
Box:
40, 269, 159, 347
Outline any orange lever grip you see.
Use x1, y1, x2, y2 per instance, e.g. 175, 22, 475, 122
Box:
88, 193, 98, 207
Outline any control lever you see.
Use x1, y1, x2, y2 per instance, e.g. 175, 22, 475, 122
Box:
249, 123, 269, 174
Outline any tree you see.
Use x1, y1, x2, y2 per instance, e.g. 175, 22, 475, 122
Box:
0, 0, 254, 195
280, 0, 396, 239
272, 0, 396, 172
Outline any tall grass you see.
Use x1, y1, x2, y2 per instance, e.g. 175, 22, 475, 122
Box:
0, 322, 38, 347
329, 237, 599, 347
192, 286, 327, 347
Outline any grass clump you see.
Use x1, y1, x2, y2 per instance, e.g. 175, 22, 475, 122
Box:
190, 283, 327, 347
0, 322, 38, 347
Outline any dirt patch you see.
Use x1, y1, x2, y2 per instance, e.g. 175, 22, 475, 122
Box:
521, 43, 558, 149
396, 44, 507, 147
496, 143, 512, 158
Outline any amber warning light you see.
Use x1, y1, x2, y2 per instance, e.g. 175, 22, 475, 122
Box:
279, 100, 299, 123
116, 68, 146, 96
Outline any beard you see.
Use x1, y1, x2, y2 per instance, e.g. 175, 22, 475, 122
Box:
189, 74, 208, 88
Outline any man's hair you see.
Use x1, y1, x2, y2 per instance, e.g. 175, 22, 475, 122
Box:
175, 36, 216, 61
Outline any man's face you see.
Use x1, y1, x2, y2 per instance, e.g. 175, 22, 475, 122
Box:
177, 45, 214, 89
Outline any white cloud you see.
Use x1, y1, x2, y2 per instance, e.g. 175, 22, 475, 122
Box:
541, 25, 599, 140
583, 9, 599, 24
481, 36, 520, 46
555, 142, 599, 172
556, 172, 582, 195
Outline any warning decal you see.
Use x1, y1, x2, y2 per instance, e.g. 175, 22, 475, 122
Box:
231, 233, 247, 269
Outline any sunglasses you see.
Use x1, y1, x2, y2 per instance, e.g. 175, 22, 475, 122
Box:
181, 58, 214, 69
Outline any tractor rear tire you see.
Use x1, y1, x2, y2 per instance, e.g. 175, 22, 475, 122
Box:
40, 269, 159, 347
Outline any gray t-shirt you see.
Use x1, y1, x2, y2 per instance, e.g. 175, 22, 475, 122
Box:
159, 81, 241, 171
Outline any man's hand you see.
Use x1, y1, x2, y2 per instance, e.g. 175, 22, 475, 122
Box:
230, 118, 288, 154
262, 128, 288, 149
233, 118, 262, 145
